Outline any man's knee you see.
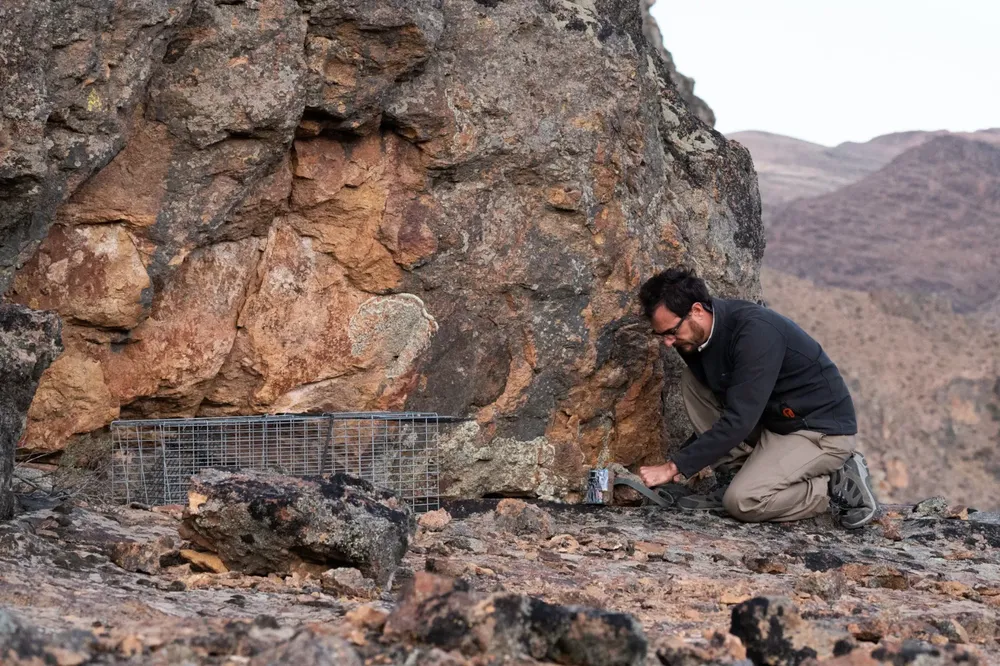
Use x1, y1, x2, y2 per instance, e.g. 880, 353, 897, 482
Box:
722, 484, 767, 523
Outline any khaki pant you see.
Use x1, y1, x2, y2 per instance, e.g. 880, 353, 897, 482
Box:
681, 367, 855, 522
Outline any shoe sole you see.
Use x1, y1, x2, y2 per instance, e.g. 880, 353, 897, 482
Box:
840, 453, 879, 529
676, 498, 725, 511
677, 504, 725, 511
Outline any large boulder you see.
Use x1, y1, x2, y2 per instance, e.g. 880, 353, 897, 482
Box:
5, 0, 762, 498
0, 305, 61, 519
182, 470, 413, 585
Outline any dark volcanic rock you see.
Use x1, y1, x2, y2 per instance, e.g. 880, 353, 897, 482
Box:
729, 597, 823, 666
0, 305, 61, 519
182, 470, 413, 585
385, 572, 647, 666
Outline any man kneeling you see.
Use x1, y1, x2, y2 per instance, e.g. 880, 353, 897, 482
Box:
637, 267, 879, 529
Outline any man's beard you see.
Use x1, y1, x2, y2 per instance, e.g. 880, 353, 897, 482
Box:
675, 319, 708, 353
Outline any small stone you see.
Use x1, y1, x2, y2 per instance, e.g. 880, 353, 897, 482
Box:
248, 629, 363, 666
345, 605, 389, 630
935, 580, 973, 597
425, 557, 470, 579
847, 616, 889, 642
946, 505, 969, 520
494, 499, 553, 539
730, 597, 841, 665
547, 534, 581, 552
794, 570, 847, 601
742, 552, 788, 574
720, 591, 751, 605
840, 563, 909, 590
183, 470, 412, 586
913, 497, 949, 517
933, 618, 969, 644
179, 549, 229, 574
117, 635, 143, 658
663, 551, 691, 565
875, 515, 903, 541
803, 550, 846, 572
320, 568, 377, 599
418, 509, 452, 532
109, 537, 175, 574
632, 541, 665, 558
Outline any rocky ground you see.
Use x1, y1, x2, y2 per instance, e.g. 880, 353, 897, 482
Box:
1, 482, 998, 665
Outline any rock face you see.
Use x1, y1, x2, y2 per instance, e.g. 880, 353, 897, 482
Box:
3, 0, 762, 497
0, 0, 193, 291
641, 0, 716, 127
182, 470, 413, 585
0, 305, 62, 519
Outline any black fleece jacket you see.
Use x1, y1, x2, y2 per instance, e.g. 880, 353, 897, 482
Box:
670, 298, 857, 477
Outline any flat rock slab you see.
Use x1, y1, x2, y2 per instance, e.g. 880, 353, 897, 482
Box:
183, 470, 413, 585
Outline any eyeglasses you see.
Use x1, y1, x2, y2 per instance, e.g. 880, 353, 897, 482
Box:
652, 313, 688, 338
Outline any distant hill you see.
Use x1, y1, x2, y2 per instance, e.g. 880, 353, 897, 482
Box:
737, 127, 1000, 507
762, 134, 1000, 313
731, 128, 1000, 211
762, 267, 1000, 509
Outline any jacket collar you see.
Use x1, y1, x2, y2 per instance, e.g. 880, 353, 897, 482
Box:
697, 298, 730, 354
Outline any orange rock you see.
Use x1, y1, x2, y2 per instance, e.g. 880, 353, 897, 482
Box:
57, 120, 174, 229
546, 186, 583, 211
720, 591, 751, 605
103, 239, 261, 409
346, 605, 389, 630
179, 550, 229, 574
633, 541, 666, 558
935, 580, 973, 597
418, 509, 452, 532
10, 224, 150, 329
23, 340, 119, 452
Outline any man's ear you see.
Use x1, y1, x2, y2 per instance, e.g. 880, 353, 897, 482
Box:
690, 302, 705, 316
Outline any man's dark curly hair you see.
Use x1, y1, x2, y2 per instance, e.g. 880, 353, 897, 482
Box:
638, 266, 713, 319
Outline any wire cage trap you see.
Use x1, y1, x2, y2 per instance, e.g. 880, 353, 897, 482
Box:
110, 412, 447, 512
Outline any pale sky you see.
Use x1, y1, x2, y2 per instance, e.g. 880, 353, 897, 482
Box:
650, 1, 1000, 147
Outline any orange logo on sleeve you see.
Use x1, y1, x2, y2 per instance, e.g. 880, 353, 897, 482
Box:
782, 407, 796, 418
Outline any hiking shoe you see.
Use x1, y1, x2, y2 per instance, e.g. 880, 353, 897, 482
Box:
677, 465, 740, 511
676, 485, 726, 511
829, 452, 880, 529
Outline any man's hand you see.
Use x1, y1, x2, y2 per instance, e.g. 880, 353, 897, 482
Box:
639, 461, 683, 488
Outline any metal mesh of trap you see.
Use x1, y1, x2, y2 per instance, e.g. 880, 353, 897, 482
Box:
110, 412, 441, 512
